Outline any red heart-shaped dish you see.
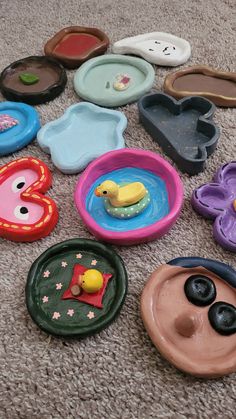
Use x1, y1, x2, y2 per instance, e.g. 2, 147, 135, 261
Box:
0, 157, 58, 241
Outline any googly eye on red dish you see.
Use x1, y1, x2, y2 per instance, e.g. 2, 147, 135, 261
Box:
0, 157, 58, 242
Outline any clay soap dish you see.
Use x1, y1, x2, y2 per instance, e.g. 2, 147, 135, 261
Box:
0, 56, 67, 105
112, 32, 191, 66
74, 54, 155, 107
26, 238, 128, 338
191, 161, 236, 252
138, 93, 220, 175
44, 26, 109, 69
164, 65, 236, 107
37, 102, 127, 174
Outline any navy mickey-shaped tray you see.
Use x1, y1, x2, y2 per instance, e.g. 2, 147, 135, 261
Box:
138, 92, 220, 175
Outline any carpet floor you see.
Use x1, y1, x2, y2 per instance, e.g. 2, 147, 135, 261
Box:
0, 0, 235, 418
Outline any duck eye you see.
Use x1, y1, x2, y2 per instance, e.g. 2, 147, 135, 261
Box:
155, 41, 160, 44
208, 302, 236, 335
14, 205, 29, 221
184, 275, 216, 307
103, 191, 107, 195
149, 48, 154, 51
12, 176, 26, 193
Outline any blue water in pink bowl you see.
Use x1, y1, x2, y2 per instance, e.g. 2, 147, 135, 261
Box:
86, 167, 169, 232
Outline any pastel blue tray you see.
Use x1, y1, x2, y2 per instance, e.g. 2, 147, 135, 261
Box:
37, 102, 127, 174
0, 101, 40, 156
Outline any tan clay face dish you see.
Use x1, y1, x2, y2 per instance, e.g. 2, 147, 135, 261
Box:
141, 264, 236, 377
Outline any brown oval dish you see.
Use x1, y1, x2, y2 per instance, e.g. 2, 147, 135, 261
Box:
163, 65, 236, 107
44, 26, 110, 69
0, 56, 67, 105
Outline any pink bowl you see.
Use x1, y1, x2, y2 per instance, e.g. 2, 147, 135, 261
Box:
74, 148, 184, 245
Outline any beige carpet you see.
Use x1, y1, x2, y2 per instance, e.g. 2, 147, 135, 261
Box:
0, 0, 235, 418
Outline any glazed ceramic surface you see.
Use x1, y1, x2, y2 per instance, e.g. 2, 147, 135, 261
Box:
0, 157, 58, 242
74, 148, 183, 245
164, 65, 236, 107
112, 32, 191, 66
191, 161, 236, 252
138, 93, 220, 175
37, 102, 127, 174
0, 56, 67, 105
86, 168, 169, 231
26, 238, 128, 337
141, 257, 236, 378
74, 54, 155, 107
0, 101, 40, 156
44, 26, 109, 68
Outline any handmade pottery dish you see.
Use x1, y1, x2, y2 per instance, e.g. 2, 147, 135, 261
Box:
0, 56, 67, 105
44, 26, 109, 69
0, 157, 58, 242
0, 101, 40, 156
37, 102, 127, 174
191, 161, 236, 252
138, 93, 220, 175
112, 32, 191, 66
141, 256, 236, 378
26, 238, 128, 337
74, 54, 155, 107
74, 148, 183, 245
163, 65, 236, 107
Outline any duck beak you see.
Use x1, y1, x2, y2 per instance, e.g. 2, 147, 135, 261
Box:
95, 187, 101, 197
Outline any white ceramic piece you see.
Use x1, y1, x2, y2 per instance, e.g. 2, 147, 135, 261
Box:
112, 32, 191, 67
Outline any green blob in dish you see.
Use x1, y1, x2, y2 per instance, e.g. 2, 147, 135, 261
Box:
19, 72, 39, 85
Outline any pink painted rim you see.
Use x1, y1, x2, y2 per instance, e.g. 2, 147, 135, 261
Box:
74, 149, 184, 245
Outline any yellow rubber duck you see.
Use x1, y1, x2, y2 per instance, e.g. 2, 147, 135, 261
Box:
95, 180, 147, 207
78, 269, 103, 293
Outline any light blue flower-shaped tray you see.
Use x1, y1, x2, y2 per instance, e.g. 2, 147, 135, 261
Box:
0, 101, 40, 156
37, 102, 127, 174
73, 54, 155, 107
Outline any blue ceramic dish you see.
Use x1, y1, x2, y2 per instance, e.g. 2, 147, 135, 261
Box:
37, 102, 127, 174
0, 101, 40, 156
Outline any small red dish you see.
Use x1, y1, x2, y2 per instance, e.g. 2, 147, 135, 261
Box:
44, 26, 109, 69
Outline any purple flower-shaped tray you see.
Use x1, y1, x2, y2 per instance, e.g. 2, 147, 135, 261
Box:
191, 162, 236, 252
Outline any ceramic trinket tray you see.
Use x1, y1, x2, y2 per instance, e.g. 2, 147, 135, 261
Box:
192, 161, 236, 252
112, 32, 191, 66
0, 101, 40, 156
26, 238, 128, 337
164, 65, 236, 107
74, 54, 155, 107
44, 26, 109, 69
141, 257, 236, 378
138, 93, 220, 175
0, 157, 58, 242
74, 148, 183, 246
37, 102, 127, 174
0, 56, 67, 105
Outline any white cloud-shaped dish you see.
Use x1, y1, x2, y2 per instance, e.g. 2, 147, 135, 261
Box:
37, 102, 127, 174
112, 32, 191, 67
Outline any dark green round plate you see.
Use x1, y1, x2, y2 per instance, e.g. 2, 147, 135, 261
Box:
26, 238, 128, 337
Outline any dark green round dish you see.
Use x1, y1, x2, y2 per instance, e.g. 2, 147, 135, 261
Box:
26, 238, 128, 338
